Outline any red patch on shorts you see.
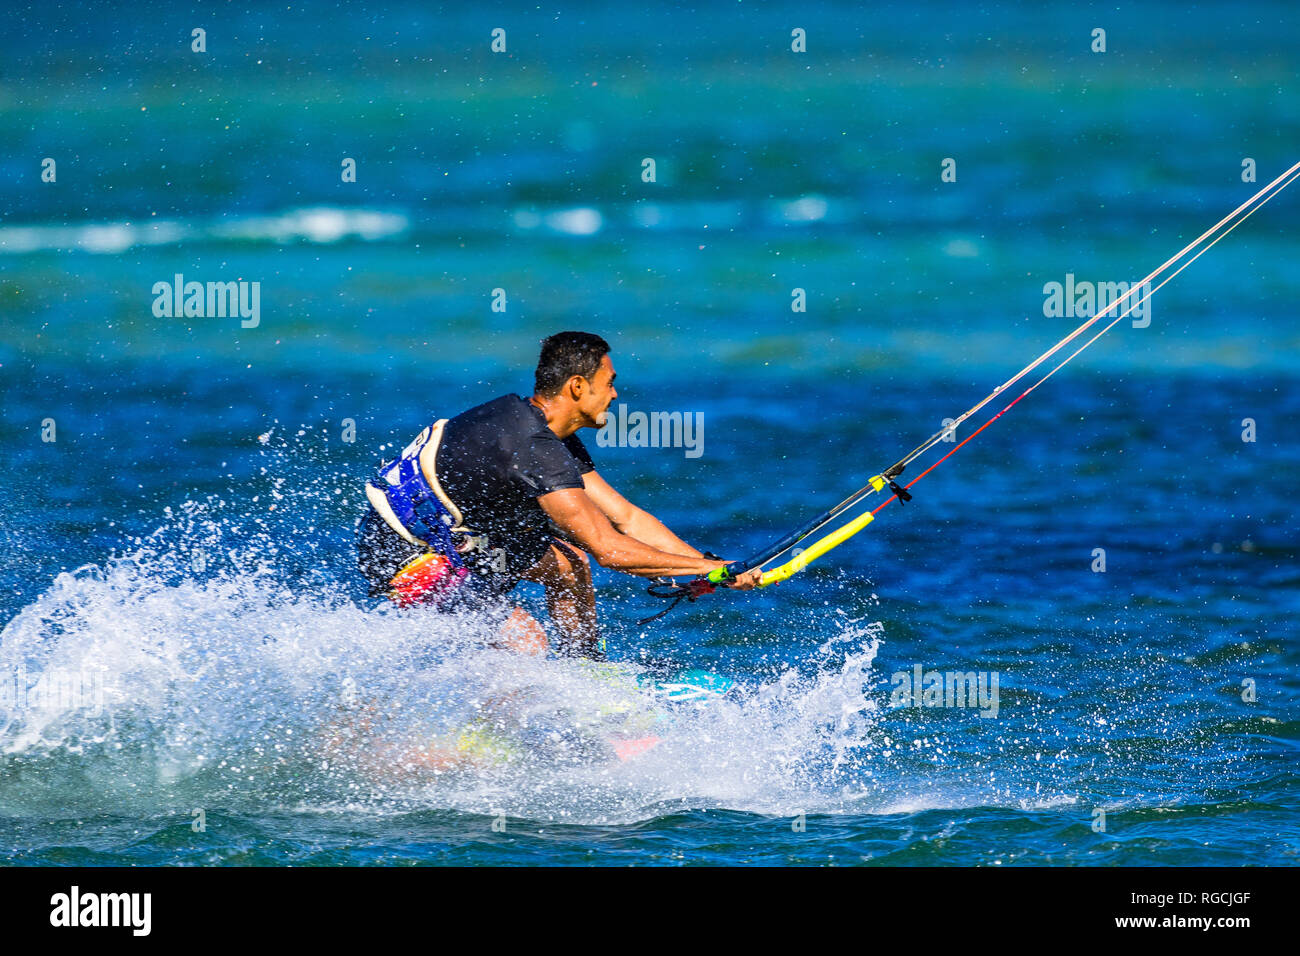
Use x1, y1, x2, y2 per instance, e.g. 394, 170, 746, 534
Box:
387, 552, 468, 607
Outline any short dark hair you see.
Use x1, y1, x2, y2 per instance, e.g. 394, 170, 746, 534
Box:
534, 331, 611, 397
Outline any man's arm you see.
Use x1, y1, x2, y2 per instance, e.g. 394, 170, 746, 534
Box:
538, 487, 725, 578
579, 470, 703, 557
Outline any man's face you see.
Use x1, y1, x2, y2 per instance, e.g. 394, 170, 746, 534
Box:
579, 354, 618, 427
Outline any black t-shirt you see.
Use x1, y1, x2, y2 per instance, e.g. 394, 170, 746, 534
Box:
436, 394, 596, 582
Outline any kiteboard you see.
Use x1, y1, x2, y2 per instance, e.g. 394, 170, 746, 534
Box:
446, 660, 736, 767
318, 659, 737, 776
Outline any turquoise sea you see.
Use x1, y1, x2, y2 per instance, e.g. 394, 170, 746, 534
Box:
1, 1, 1297, 865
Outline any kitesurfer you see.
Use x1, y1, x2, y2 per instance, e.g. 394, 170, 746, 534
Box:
357, 331, 760, 657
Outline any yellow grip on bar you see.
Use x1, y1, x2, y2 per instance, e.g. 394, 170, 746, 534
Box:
759, 510, 875, 587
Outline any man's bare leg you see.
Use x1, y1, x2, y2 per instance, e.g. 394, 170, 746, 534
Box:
521, 539, 602, 657
496, 607, 548, 655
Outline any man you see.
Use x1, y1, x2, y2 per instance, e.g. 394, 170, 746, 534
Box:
357, 331, 760, 657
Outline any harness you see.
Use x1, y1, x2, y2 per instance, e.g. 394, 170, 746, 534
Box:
366, 419, 475, 571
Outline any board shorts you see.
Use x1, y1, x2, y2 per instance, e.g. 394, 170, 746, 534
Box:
356, 506, 516, 629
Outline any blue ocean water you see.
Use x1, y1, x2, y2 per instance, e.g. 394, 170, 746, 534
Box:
1, 1, 1297, 865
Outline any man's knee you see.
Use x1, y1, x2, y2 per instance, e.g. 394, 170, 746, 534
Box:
497, 607, 548, 655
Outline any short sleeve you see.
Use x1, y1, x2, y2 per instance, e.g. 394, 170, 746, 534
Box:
512, 432, 588, 496
563, 433, 596, 473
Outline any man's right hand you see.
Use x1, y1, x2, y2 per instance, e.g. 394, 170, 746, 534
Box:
714, 564, 763, 590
